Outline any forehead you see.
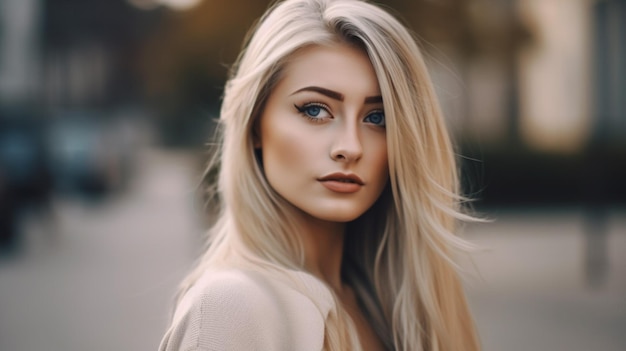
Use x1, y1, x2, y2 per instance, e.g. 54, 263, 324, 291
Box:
276, 43, 381, 97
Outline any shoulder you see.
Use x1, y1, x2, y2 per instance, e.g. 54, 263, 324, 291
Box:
159, 269, 330, 351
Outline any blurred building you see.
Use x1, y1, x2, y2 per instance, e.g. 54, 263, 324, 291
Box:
517, 0, 625, 153
592, 0, 626, 146
0, 0, 41, 106
0, 0, 162, 110
415, 0, 626, 205
424, 0, 624, 152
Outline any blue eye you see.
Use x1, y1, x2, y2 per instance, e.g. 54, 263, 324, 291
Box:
304, 105, 322, 117
365, 111, 385, 126
294, 103, 331, 121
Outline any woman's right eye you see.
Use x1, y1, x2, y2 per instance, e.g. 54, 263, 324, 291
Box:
294, 103, 332, 121
304, 105, 322, 116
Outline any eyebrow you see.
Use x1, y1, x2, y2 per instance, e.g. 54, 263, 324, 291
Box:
291, 86, 382, 104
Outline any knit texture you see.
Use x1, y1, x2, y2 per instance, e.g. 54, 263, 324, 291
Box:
159, 269, 334, 351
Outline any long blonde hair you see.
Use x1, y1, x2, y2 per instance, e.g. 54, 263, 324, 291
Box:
177, 0, 480, 350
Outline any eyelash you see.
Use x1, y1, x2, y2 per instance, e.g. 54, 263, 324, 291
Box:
294, 102, 331, 123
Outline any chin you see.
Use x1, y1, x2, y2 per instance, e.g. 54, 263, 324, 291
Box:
306, 207, 368, 223
285, 195, 379, 224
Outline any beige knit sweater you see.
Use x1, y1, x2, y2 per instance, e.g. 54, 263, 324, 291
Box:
159, 269, 334, 351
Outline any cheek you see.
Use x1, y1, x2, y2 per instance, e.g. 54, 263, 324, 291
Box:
376, 153, 390, 188
367, 136, 389, 180
368, 146, 389, 200
260, 115, 316, 179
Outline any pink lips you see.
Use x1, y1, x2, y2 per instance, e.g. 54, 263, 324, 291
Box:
318, 173, 364, 193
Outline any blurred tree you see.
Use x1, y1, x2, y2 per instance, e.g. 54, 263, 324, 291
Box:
139, 0, 268, 106
138, 0, 269, 146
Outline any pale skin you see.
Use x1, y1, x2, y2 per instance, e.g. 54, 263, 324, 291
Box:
257, 43, 388, 351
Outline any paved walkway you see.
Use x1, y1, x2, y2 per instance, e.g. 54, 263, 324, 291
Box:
0, 149, 203, 351
0, 149, 624, 350
464, 208, 626, 351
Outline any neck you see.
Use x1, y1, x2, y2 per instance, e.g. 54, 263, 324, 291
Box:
292, 209, 347, 293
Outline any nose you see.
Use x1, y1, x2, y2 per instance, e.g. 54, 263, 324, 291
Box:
330, 123, 362, 162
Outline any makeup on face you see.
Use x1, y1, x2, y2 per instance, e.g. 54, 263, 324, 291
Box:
317, 172, 365, 193
257, 43, 389, 224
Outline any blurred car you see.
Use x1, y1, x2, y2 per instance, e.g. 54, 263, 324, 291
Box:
0, 111, 52, 253
46, 112, 133, 197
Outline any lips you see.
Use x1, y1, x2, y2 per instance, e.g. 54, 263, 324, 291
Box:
318, 172, 364, 184
318, 172, 364, 193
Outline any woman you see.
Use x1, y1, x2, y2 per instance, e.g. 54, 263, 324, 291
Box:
159, 0, 480, 350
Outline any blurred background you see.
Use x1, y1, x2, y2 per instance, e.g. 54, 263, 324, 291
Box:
0, 0, 624, 350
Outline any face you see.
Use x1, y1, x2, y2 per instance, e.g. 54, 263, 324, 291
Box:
257, 43, 389, 223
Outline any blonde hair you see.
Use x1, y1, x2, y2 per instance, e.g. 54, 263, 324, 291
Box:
177, 0, 480, 350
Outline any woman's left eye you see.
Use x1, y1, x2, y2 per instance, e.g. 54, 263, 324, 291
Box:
364, 111, 385, 126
